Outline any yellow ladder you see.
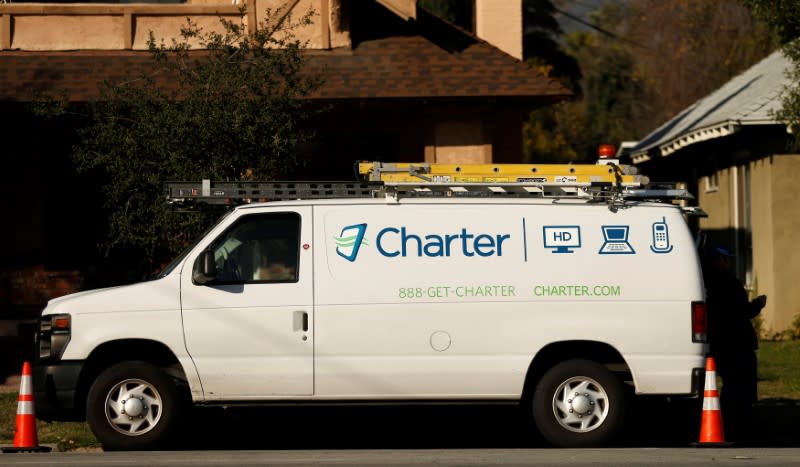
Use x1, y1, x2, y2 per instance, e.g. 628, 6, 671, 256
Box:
358, 162, 648, 188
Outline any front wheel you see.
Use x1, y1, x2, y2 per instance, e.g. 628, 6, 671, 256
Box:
87, 361, 183, 451
532, 359, 625, 447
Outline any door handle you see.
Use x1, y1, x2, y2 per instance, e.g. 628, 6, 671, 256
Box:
293, 310, 309, 332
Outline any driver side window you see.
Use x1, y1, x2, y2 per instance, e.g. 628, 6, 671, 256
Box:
209, 212, 300, 284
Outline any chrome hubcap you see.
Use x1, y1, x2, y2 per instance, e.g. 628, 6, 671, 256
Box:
552, 376, 609, 433
122, 397, 145, 417
105, 378, 163, 436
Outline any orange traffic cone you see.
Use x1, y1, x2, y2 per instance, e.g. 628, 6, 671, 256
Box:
2, 362, 51, 453
691, 356, 733, 447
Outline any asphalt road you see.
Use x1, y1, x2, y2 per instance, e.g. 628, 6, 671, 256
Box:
3, 448, 800, 466
4, 399, 799, 466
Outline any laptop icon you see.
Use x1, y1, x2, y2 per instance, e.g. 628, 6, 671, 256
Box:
599, 226, 635, 254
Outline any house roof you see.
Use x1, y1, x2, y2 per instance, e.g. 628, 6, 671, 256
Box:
629, 50, 792, 164
305, 36, 567, 101
0, 8, 569, 105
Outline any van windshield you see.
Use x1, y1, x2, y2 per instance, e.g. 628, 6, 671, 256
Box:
154, 210, 233, 279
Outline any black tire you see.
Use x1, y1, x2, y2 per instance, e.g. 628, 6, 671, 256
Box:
87, 361, 182, 451
532, 359, 625, 448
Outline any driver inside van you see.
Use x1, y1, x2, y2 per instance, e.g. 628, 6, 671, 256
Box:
251, 239, 295, 281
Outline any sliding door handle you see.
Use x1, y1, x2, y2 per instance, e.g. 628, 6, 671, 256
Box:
302, 311, 308, 332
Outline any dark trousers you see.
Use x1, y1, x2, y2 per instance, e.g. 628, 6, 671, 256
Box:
714, 350, 758, 442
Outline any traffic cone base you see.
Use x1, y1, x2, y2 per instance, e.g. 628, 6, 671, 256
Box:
1, 362, 51, 453
691, 356, 734, 447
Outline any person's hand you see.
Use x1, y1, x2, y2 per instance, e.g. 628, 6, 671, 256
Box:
754, 295, 767, 308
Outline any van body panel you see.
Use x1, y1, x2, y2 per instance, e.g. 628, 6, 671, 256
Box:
57, 275, 184, 362
48, 274, 206, 398
311, 201, 704, 397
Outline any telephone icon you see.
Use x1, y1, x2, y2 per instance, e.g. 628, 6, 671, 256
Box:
650, 217, 673, 253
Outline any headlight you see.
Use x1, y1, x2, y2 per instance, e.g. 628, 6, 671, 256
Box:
38, 314, 71, 361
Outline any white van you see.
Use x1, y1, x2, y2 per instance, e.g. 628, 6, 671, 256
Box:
33, 178, 707, 450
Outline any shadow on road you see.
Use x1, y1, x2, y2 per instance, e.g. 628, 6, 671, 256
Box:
177, 404, 538, 450
751, 398, 800, 447
169, 396, 800, 450
161, 396, 795, 450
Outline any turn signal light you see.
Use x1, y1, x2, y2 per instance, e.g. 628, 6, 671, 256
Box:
53, 316, 70, 331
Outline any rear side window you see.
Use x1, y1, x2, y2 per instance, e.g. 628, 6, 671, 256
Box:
208, 212, 300, 284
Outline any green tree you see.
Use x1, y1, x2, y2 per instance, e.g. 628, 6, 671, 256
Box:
527, 0, 777, 163
525, 2, 643, 163
418, 0, 472, 30
521, 0, 584, 163
622, 0, 777, 128
743, 0, 800, 43
744, 0, 800, 136
523, 0, 580, 89
41, 7, 322, 273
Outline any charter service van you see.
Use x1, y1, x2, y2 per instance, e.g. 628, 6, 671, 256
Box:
32, 161, 707, 450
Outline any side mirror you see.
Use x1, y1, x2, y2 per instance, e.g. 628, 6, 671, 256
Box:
192, 250, 217, 285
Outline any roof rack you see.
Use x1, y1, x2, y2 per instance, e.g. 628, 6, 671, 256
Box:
165, 180, 382, 211
165, 161, 698, 213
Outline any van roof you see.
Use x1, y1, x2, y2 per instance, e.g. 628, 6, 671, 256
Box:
232, 197, 681, 211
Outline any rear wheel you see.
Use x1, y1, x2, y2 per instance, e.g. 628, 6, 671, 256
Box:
532, 359, 625, 447
87, 361, 183, 451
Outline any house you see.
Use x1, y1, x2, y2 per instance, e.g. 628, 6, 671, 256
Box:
628, 50, 799, 336
0, 0, 569, 171
0, 0, 570, 378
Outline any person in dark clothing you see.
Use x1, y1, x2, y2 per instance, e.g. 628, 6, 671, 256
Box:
703, 245, 767, 443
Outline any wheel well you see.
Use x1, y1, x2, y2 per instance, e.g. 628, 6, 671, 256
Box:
521, 341, 631, 402
74, 339, 186, 418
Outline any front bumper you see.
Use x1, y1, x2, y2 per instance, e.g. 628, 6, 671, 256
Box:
32, 360, 84, 422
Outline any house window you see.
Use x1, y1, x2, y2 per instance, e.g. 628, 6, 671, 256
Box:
705, 172, 719, 192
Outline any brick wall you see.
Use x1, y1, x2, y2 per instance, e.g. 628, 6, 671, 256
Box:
0, 266, 83, 311
0, 266, 83, 380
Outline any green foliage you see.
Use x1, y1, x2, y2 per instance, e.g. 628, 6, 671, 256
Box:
524, 4, 648, 163
757, 340, 800, 399
744, 0, 800, 44
629, 0, 778, 125
524, 105, 579, 164
41, 7, 322, 272
770, 38, 800, 138
520, 0, 582, 163
525, 0, 777, 163
417, 0, 472, 30
788, 313, 800, 340
743, 1, 800, 142
523, 0, 580, 90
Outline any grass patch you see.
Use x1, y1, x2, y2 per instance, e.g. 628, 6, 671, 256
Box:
0, 392, 98, 450
758, 339, 800, 400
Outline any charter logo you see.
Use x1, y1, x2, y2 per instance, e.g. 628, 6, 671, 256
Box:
335, 222, 511, 261
334, 223, 369, 262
